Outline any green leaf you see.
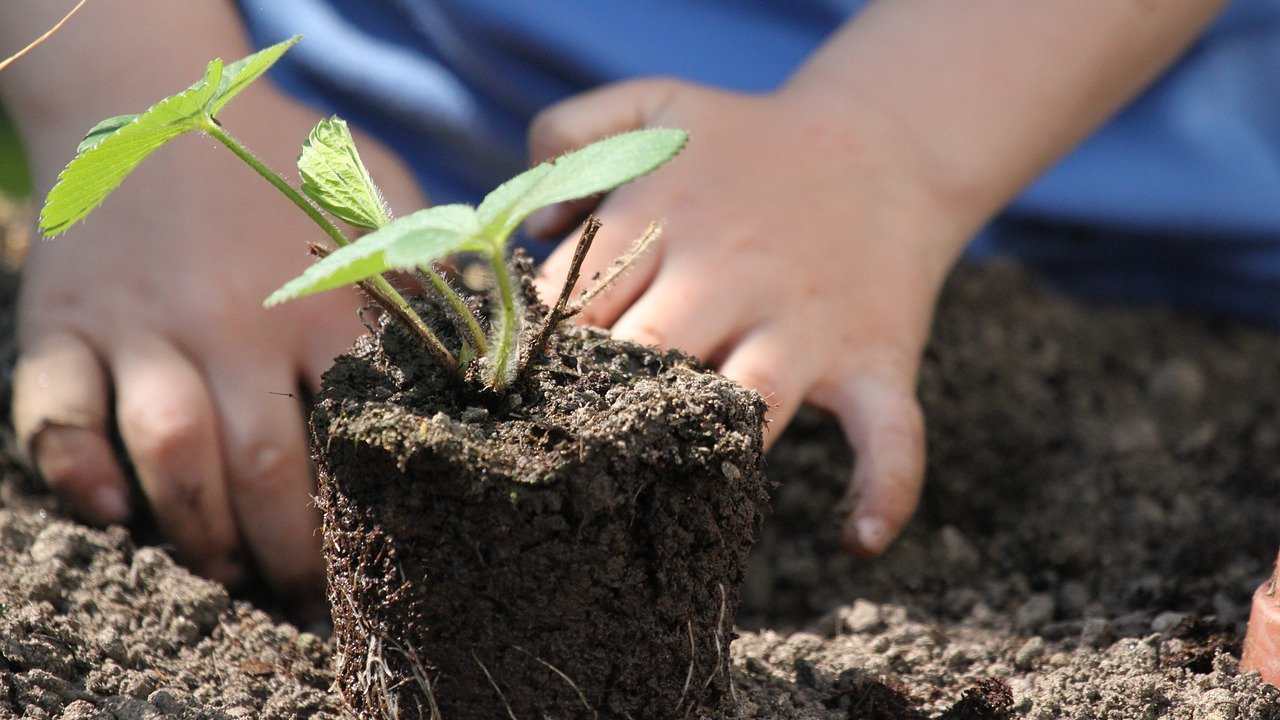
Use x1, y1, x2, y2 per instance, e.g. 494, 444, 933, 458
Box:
264, 204, 484, 306
298, 117, 389, 229
476, 127, 687, 244
39, 59, 224, 238
76, 115, 139, 154
207, 35, 300, 117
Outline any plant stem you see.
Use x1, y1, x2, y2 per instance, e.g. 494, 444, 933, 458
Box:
417, 264, 488, 356
202, 118, 350, 248
203, 118, 457, 369
485, 247, 522, 389
308, 244, 458, 372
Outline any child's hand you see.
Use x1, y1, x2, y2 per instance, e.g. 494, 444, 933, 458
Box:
529, 0, 1225, 555
530, 79, 973, 556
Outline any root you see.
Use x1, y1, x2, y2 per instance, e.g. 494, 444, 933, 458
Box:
675, 619, 696, 716
511, 644, 596, 718
564, 221, 662, 319
388, 645, 442, 720
352, 634, 401, 720
703, 584, 727, 692
473, 651, 518, 720
338, 584, 441, 720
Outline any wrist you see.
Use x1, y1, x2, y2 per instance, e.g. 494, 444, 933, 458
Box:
770, 79, 987, 274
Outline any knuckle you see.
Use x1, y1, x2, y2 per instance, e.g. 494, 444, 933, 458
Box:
226, 439, 299, 496
119, 400, 206, 466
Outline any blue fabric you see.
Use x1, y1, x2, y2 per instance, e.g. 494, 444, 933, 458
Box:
235, 0, 1280, 325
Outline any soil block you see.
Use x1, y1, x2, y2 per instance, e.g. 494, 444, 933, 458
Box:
312, 308, 770, 719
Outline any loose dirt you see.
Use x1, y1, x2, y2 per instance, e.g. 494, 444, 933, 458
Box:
0, 248, 1277, 718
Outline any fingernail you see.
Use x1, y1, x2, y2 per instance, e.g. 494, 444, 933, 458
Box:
92, 486, 130, 524
856, 516, 889, 555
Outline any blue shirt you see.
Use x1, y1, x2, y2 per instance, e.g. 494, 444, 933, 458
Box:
235, 0, 1280, 325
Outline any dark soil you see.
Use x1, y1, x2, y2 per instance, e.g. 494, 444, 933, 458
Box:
313, 294, 769, 719
0, 222, 1278, 718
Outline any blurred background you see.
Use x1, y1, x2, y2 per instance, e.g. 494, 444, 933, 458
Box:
0, 99, 31, 265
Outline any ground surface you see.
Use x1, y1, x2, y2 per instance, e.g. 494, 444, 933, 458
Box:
0, 222, 1278, 718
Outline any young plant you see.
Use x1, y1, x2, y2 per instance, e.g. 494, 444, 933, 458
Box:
38, 37, 686, 390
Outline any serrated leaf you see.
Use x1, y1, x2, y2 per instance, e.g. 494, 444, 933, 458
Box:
208, 36, 300, 117
76, 115, 140, 154
298, 117, 389, 229
477, 128, 687, 244
264, 204, 484, 305
39, 59, 224, 238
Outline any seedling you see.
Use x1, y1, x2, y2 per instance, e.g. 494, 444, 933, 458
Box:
39, 36, 686, 389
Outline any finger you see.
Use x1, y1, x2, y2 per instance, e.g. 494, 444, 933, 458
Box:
206, 358, 322, 604
526, 79, 683, 244
534, 213, 662, 327
12, 333, 131, 525
717, 328, 811, 450
525, 199, 600, 241
819, 372, 926, 558
113, 337, 243, 584
528, 78, 682, 165
611, 267, 744, 361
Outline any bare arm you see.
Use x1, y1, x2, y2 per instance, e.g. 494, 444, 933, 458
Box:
787, 0, 1227, 241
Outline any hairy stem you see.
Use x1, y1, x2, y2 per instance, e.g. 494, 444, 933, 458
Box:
565, 221, 662, 319
417, 264, 488, 356
308, 245, 458, 372
485, 246, 523, 389
203, 119, 456, 369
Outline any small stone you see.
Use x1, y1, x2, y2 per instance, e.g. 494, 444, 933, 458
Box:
1016, 593, 1056, 631
460, 406, 489, 423
1152, 611, 1189, 635
843, 600, 882, 634
938, 525, 980, 570
1149, 357, 1205, 409
721, 461, 742, 482
1111, 416, 1161, 454
1014, 636, 1045, 670
943, 644, 974, 670
147, 687, 191, 714
1198, 687, 1236, 720
29, 524, 95, 565
1080, 617, 1112, 648
119, 670, 157, 699
128, 547, 175, 587
1058, 581, 1090, 616
58, 700, 106, 720
169, 616, 201, 646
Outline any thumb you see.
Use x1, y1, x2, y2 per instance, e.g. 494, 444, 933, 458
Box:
525, 78, 682, 238
823, 372, 927, 558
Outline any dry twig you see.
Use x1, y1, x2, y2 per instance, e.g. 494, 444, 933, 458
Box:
0, 0, 89, 73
